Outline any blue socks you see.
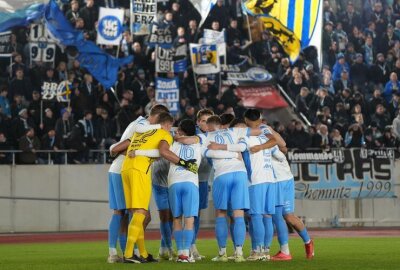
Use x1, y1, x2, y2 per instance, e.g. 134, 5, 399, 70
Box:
298, 228, 311, 244
160, 222, 172, 249
183, 230, 194, 251
215, 217, 228, 248
272, 206, 289, 245
173, 230, 183, 252
108, 214, 122, 248
119, 233, 127, 252
248, 218, 256, 250
229, 219, 236, 247
251, 215, 264, 250
233, 217, 246, 246
192, 216, 200, 245
263, 216, 273, 248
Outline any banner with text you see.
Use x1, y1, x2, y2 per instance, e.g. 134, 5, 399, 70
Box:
155, 77, 179, 114
288, 148, 396, 200
147, 22, 174, 48
0, 31, 12, 56
97, 7, 124, 45
29, 23, 56, 66
155, 45, 187, 73
41, 81, 72, 102
130, 0, 156, 35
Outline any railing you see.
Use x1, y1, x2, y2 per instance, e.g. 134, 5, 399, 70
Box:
0, 149, 112, 165
276, 84, 312, 126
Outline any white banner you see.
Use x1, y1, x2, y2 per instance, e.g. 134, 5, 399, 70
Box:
190, 43, 220, 75
0, 31, 11, 56
41, 81, 72, 102
202, 29, 226, 61
96, 7, 124, 46
130, 0, 157, 35
29, 23, 56, 66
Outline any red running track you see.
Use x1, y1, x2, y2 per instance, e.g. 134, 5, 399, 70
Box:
0, 228, 399, 244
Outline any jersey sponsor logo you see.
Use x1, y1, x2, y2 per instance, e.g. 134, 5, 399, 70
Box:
130, 130, 158, 148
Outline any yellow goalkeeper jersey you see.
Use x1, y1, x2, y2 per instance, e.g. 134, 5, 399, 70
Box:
121, 129, 173, 173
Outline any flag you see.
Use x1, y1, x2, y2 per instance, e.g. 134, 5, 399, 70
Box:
44, 0, 84, 46
190, 43, 220, 75
44, 0, 133, 89
56, 81, 72, 102
243, 0, 322, 63
155, 77, 180, 114
0, 1, 45, 32
77, 42, 133, 89
96, 7, 124, 46
189, 0, 217, 27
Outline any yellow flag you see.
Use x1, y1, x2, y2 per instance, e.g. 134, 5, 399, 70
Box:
258, 16, 301, 62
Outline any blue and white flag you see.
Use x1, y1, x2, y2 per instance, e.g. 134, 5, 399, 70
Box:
155, 77, 180, 114
44, 0, 133, 89
96, 7, 124, 46
155, 45, 187, 73
147, 22, 174, 49
189, 0, 217, 27
0, 1, 45, 32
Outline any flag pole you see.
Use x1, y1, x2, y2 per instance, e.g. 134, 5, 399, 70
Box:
193, 72, 200, 99
110, 87, 121, 104
40, 99, 43, 127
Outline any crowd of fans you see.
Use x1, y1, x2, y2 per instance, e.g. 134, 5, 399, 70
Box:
1, 0, 400, 164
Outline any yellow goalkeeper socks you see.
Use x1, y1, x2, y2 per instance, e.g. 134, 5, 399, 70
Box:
137, 226, 148, 258
124, 212, 146, 258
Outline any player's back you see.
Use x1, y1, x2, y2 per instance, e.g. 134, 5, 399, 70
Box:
271, 147, 294, 182
122, 129, 172, 173
168, 142, 201, 187
206, 129, 246, 178
109, 116, 148, 173
241, 135, 274, 185
197, 133, 214, 182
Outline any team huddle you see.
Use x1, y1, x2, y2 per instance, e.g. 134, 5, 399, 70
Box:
106, 104, 314, 263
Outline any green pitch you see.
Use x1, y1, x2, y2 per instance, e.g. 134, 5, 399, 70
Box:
0, 238, 399, 270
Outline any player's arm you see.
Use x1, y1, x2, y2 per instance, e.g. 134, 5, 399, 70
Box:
175, 135, 200, 145
272, 147, 286, 162
203, 149, 240, 159
159, 140, 198, 174
207, 141, 247, 152
128, 149, 160, 158
249, 136, 277, 154
135, 123, 161, 133
110, 140, 130, 156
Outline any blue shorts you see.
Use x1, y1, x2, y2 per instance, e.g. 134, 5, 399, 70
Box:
212, 171, 250, 211
169, 182, 199, 218
152, 184, 170, 211
249, 182, 276, 215
109, 172, 126, 210
199, 181, 209, 210
276, 178, 295, 215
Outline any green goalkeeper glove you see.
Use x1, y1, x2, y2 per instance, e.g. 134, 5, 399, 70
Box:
177, 158, 198, 174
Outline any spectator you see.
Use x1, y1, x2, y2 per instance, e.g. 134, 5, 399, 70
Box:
330, 128, 344, 147
40, 108, 56, 135
392, 109, 400, 140
370, 104, 391, 130
79, 0, 98, 31
0, 87, 11, 118
333, 70, 352, 93
9, 67, 32, 102
55, 108, 74, 145
370, 53, 390, 86
79, 110, 97, 150
381, 126, 398, 147
0, 132, 12, 164
66, 0, 80, 25
350, 53, 369, 90
95, 109, 116, 153
383, 72, 400, 103
292, 121, 311, 149
40, 129, 64, 164
388, 92, 400, 119
345, 123, 365, 147
332, 53, 350, 81
368, 88, 386, 114
295, 87, 313, 119
18, 127, 40, 164
187, 19, 201, 44
351, 104, 365, 126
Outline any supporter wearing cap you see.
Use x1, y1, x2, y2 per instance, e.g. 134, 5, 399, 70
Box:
332, 53, 350, 81
383, 72, 400, 103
